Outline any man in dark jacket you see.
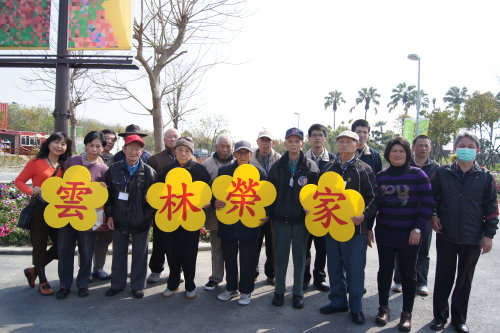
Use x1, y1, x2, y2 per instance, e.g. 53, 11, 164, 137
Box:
146, 128, 180, 284
104, 134, 157, 299
351, 119, 382, 174
430, 131, 498, 333
268, 128, 320, 309
114, 124, 152, 164
319, 130, 378, 325
215, 140, 267, 305
303, 123, 334, 292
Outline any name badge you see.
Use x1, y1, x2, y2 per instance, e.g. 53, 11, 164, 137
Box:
289, 177, 294, 187
118, 192, 129, 201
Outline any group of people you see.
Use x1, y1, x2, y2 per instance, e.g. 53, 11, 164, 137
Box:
14, 120, 497, 333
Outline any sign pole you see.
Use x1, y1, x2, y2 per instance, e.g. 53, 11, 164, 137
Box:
53, 0, 70, 134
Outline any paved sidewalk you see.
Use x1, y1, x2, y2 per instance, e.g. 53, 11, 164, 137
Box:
0, 236, 499, 332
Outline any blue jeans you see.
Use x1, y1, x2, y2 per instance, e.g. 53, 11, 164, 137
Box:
57, 225, 96, 289
325, 233, 367, 313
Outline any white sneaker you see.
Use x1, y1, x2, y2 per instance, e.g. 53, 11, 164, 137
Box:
162, 287, 178, 297
392, 283, 402, 293
147, 272, 161, 284
217, 290, 239, 301
417, 285, 429, 296
185, 289, 197, 299
238, 293, 251, 305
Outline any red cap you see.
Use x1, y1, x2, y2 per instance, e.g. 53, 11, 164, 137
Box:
124, 134, 144, 147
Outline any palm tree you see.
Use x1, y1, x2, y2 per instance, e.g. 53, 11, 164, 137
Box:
324, 90, 346, 130
374, 120, 387, 134
351, 87, 380, 120
443, 86, 469, 109
387, 82, 416, 116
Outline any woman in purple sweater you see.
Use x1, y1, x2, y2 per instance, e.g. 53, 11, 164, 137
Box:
374, 137, 433, 332
55, 131, 109, 300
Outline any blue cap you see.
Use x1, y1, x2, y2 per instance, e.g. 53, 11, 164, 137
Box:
285, 127, 304, 140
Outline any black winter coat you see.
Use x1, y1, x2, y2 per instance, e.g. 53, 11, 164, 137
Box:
267, 151, 320, 224
105, 160, 157, 234
431, 161, 498, 245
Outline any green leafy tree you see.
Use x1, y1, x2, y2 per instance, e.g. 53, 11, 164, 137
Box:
425, 108, 460, 162
463, 91, 500, 167
324, 90, 345, 130
351, 87, 380, 120
7, 104, 54, 133
443, 86, 469, 110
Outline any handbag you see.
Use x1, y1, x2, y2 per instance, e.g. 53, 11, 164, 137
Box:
17, 197, 36, 230
17, 164, 61, 230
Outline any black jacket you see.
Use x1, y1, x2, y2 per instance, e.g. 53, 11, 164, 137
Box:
431, 161, 498, 245
322, 156, 378, 234
105, 160, 157, 234
410, 158, 440, 179
216, 163, 266, 240
267, 151, 320, 224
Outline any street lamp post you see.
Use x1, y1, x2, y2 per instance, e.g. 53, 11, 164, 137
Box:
408, 54, 421, 137
293, 112, 300, 128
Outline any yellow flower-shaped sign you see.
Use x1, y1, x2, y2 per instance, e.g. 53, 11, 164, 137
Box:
300, 171, 365, 242
147, 167, 212, 232
41, 165, 108, 231
212, 164, 276, 228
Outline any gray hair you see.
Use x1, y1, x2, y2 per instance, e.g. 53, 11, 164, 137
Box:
215, 134, 233, 146
164, 128, 179, 138
454, 130, 480, 148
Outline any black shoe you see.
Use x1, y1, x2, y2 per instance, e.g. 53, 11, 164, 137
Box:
266, 277, 276, 286
203, 280, 218, 291
302, 281, 310, 291
314, 281, 330, 292
105, 288, 123, 297
78, 288, 90, 298
430, 318, 447, 331
292, 294, 304, 309
319, 304, 349, 314
132, 289, 144, 299
451, 322, 469, 333
351, 312, 365, 325
55, 288, 70, 300
271, 293, 284, 306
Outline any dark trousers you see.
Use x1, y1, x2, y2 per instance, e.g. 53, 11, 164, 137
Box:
433, 239, 481, 324
377, 244, 418, 313
111, 230, 149, 291
256, 221, 274, 279
57, 225, 96, 289
304, 234, 327, 284
222, 238, 259, 294
164, 228, 199, 292
30, 199, 58, 267
148, 223, 166, 273
93, 231, 112, 271
394, 220, 432, 286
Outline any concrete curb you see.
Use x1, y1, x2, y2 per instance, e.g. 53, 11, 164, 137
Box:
0, 241, 211, 255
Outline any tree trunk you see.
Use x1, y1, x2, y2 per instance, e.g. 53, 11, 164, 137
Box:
152, 100, 163, 154
333, 110, 336, 130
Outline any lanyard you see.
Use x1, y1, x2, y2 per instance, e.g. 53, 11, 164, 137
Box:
121, 169, 133, 193
336, 155, 357, 178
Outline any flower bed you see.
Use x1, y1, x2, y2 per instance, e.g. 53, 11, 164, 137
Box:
0, 182, 31, 245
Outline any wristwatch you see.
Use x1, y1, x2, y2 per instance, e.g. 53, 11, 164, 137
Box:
413, 228, 421, 234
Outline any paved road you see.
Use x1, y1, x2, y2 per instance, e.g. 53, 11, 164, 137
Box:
0, 236, 499, 333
